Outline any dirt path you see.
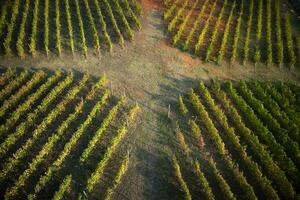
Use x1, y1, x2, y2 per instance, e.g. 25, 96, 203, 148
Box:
0, 0, 300, 199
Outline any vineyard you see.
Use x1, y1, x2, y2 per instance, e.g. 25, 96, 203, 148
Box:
0, 0, 300, 199
0, 0, 142, 58
0, 68, 140, 199
172, 80, 300, 199
164, 0, 300, 68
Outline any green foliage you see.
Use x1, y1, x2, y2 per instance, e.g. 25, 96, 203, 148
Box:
64, 0, 75, 55
231, 1, 243, 62
176, 126, 191, 155
86, 103, 140, 192
104, 154, 129, 200
188, 88, 225, 153
0, 70, 45, 118
0, 70, 138, 200
30, 0, 40, 55
29, 89, 109, 199
237, 81, 300, 169
0, 0, 141, 56
199, 81, 279, 199
172, 156, 192, 200
4, 100, 84, 199
55, 0, 62, 56
93, 0, 113, 52
164, 0, 180, 20
178, 95, 188, 114
167, 0, 188, 32
182, 0, 209, 51
74, 0, 88, 58
0, 2, 9, 35
0, 74, 88, 186
16, 0, 30, 58
103, 0, 125, 46
3, 0, 21, 55
248, 82, 299, 143
111, 0, 134, 41
121, 0, 141, 30
0, 68, 16, 86
275, 0, 283, 65
195, 0, 217, 54
130, 0, 142, 15
83, 0, 101, 56
194, 161, 215, 200
297, 35, 300, 66
265, 83, 300, 126
211, 81, 296, 197
44, 0, 49, 56
0, 71, 61, 135
243, 0, 254, 64
188, 119, 201, 140
0, 70, 29, 103
0, 73, 73, 160
284, 13, 296, 68
176, 81, 299, 199
205, 0, 228, 62
207, 157, 236, 200
266, 0, 273, 65
191, 83, 257, 200
224, 81, 297, 199
217, 1, 236, 64
80, 96, 126, 162
52, 175, 72, 200
172, 0, 198, 45
254, 0, 263, 65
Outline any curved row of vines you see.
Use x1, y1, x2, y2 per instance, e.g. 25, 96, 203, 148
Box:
172, 79, 300, 199
0, 68, 140, 200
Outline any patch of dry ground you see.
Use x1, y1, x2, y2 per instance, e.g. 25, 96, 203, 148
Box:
0, 0, 299, 199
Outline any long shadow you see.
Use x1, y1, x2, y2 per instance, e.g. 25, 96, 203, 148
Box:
130, 73, 208, 199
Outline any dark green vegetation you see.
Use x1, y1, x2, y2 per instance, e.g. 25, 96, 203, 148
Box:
0, 0, 141, 58
172, 80, 300, 199
289, 0, 300, 15
164, 0, 300, 68
0, 68, 140, 200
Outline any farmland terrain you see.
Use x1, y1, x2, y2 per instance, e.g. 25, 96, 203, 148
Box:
0, 0, 300, 199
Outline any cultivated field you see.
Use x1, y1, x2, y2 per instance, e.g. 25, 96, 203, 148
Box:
173, 80, 300, 199
164, 0, 300, 68
0, 68, 140, 200
0, 0, 141, 58
0, 0, 300, 199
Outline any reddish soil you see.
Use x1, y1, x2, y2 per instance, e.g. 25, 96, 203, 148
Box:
141, 0, 161, 12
